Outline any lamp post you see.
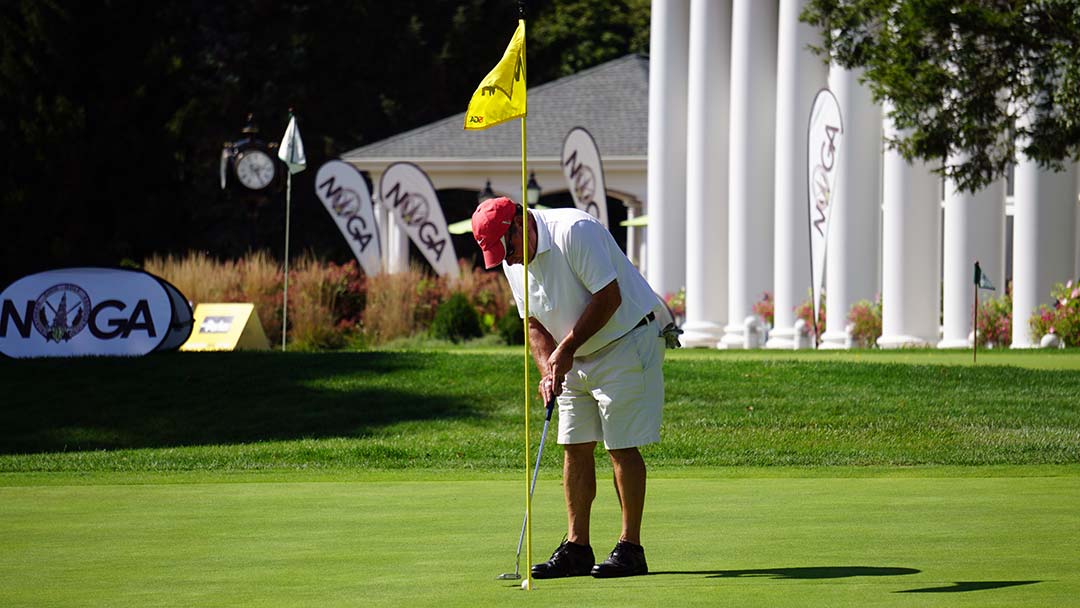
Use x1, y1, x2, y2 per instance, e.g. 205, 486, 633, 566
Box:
526, 172, 541, 207
478, 179, 496, 204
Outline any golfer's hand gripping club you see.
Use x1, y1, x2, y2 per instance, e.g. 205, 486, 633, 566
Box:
539, 374, 562, 404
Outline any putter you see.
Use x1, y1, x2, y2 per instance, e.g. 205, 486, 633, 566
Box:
496, 395, 557, 580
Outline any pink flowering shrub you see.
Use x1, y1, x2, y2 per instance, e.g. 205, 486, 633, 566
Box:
795, 292, 826, 336
665, 288, 686, 318
975, 291, 1012, 348
847, 296, 882, 348
752, 292, 775, 327
1030, 279, 1080, 346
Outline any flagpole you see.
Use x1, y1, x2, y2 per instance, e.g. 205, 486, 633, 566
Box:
976, 259, 984, 365
519, 10, 533, 591
973, 261, 979, 365
278, 109, 306, 352
460, 11, 529, 587
973, 277, 978, 364
283, 170, 292, 351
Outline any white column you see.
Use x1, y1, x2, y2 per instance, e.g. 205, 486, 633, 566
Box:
1011, 161, 1077, 347
388, 213, 410, 274
878, 106, 940, 348
766, 0, 828, 349
625, 198, 642, 270
820, 66, 881, 349
1075, 164, 1080, 279
938, 168, 1005, 348
682, 0, 731, 348
646, 0, 691, 297
720, 0, 777, 349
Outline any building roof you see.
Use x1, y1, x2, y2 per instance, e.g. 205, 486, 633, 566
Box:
342, 54, 649, 162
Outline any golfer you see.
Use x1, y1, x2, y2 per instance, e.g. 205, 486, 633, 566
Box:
472, 196, 665, 579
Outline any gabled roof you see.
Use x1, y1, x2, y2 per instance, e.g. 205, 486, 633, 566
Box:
342, 54, 649, 161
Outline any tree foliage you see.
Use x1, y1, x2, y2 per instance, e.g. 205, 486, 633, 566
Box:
530, 0, 650, 77
802, 0, 1080, 192
0, 0, 648, 287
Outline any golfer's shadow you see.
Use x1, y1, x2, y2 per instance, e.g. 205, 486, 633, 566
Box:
650, 567, 1042, 593
650, 566, 920, 579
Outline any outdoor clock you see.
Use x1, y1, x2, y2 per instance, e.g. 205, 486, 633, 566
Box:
220, 114, 283, 193
234, 148, 277, 190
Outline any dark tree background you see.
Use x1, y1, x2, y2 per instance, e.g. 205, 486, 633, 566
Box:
0, 0, 650, 287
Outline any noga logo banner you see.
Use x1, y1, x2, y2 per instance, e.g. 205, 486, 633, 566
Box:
379, 162, 460, 279
561, 126, 609, 229
0, 268, 192, 358
806, 88, 844, 329
314, 160, 383, 277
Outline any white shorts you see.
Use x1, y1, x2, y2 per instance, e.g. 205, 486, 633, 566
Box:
556, 319, 665, 450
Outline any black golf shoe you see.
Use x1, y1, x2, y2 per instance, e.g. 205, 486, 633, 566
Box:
591, 540, 648, 578
531, 540, 595, 579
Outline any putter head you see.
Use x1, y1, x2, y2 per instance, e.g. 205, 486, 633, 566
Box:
495, 573, 521, 580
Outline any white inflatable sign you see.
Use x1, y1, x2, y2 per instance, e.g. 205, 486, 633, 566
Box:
0, 268, 192, 358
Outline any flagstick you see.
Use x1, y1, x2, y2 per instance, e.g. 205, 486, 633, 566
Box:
521, 114, 533, 591
282, 171, 292, 351
520, 16, 533, 591
972, 266, 978, 365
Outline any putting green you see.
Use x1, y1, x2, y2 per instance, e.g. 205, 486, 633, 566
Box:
1, 468, 1076, 607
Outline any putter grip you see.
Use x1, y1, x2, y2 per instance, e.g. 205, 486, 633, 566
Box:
544, 396, 556, 421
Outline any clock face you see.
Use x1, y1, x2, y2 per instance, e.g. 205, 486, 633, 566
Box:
235, 149, 276, 190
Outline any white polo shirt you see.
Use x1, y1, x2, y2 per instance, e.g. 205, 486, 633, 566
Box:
503, 208, 658, 357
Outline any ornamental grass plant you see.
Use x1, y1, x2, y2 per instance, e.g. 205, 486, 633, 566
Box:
144, 251, 242, 304
286, 256, 361, 350
239, 250, 284, 345
146, 253, 518, 348
356, 265, 425, 345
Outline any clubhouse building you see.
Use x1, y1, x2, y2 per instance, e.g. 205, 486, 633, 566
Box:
345, 0, 1080, 350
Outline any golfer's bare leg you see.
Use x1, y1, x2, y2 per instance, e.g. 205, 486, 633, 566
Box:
609, 447, 646, 545
563, 442, 596, 545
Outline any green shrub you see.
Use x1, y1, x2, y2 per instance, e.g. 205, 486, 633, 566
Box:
430, 293, 483, 343
497, 311, 525, 345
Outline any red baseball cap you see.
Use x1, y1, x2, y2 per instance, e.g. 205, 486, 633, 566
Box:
472, 196, 517, 268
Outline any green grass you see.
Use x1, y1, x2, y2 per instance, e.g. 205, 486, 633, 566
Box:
1, 470, 1077, 607
2, 349, 1079, 606
2, 349, 1079, 472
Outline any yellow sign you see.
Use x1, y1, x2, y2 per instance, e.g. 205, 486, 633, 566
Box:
180, 303, 270, 352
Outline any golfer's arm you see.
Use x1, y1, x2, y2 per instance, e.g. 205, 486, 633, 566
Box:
528, 317, 558, 376
558, 279, 621, 357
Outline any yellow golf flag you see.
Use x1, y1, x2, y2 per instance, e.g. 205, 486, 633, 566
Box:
464, 20, 526, 130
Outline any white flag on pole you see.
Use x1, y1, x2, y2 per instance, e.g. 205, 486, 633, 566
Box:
278, 113, 307, 174
806, 89, 843, 332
